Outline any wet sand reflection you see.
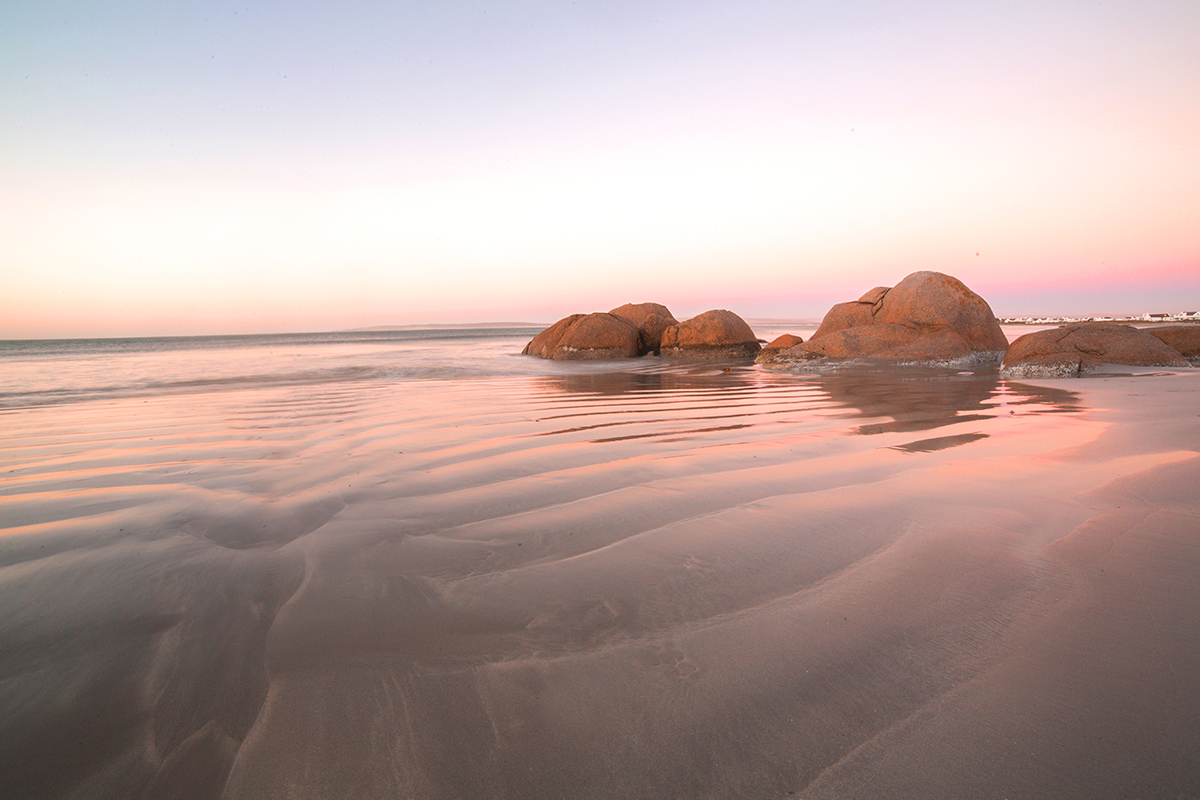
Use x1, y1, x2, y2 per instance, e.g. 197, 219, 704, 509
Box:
538, 363, 1083, 447
6, 363, 1199, 800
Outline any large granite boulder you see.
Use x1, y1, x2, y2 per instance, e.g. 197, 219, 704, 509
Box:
522, 314, 584, 358
521, 312, 640, 360
1144, 325, 1200, 360
759, 271, 1007, 368
660, 310, 761, 360
609, 302, 679, 355
793, 325, 969, 361
1000, 322, 1189, 377
873, 272, 1009, 353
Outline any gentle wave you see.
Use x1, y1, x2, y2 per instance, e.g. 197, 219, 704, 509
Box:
0, 328, 555, 409
0, 327, 547, 357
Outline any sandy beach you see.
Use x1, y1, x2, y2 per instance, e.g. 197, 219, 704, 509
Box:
8, 0, 1200, 794
1, 331, 1198, 799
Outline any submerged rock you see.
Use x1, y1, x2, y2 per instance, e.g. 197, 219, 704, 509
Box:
1000, 322, 1190, 377
659, 309, 761, 360
759, 271, 1007, 369
521, 312, 640, 360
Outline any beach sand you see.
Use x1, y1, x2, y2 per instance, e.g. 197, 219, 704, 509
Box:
2, 363, 1198, 798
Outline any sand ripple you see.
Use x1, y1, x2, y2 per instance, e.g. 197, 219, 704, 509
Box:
4, 364, 1199, 798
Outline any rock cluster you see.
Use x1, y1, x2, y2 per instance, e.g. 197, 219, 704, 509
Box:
999, 322, 1190, 377
520, 278, 1197, 375
609, 303, 678, 354
758, 271, 1008, 369
523, 304, 759, 361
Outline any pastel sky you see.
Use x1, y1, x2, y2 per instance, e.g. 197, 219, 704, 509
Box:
3, 0, 1198, 338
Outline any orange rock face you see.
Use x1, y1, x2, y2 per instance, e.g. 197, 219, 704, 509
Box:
1000, 322, 1190, 377
761, 333, 804, 352
790, 324, 920, 360
609, 302, 679, 354
1144, 325, 1200, 359
857, 286, 890, 306
873, 271, 1008, 353
522, 314, 585, 358
522, 312, 640, 360
660, 309, 761, 360
759, 271, 1006, 368
608, 302, 676, 328
524, 304, 766, 360
811, 302, 874, 339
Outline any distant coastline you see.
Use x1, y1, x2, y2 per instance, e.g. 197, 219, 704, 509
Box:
348, 319, 828, 332
344, 322, 547, 332
1000, 311, 1199, 325
345, 314, 1199, 333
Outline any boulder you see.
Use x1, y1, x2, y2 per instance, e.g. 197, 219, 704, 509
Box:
1144, 325, 1200, 360
610, 302, 679, 354
1000, 322, 1190, 377
660, 309, 761, 360
522, 314, 584, 358
759, 271, 1007, 368
797, 325, 977, 362
761, 333, 805, 354
873, 271, 1009, 353
857, 286, 890, 306
811, 301, 875, 339
636, 313, 677, 354
790, 324, 920, 360
609, 302, 675, 328
522, 312, 640, 360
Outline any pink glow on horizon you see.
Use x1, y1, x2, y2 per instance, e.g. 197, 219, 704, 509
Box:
2, 1, 1198, 338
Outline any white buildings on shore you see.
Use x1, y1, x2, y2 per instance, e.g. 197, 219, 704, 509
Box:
999, 311, 1199, 325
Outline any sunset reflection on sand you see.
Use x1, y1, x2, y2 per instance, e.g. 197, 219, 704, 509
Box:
2, 350, 1199, 798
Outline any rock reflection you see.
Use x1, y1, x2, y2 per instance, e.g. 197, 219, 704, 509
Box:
819, 369, 1083, 436
537, 365, 765, 397
889, 432, 990, 454
530, 366, 790, 445
532, 364, 1084, 447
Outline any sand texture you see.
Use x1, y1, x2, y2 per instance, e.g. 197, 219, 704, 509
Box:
2, 358, 1199, 799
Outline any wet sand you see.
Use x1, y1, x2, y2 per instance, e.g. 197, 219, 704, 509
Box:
2, 363, 1198, 798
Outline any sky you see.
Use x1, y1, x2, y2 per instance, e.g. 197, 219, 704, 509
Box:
2, 0, 1198, 338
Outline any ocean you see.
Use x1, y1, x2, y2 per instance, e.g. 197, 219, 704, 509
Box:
0, 328, 556, 409
3, 325, 1198, 799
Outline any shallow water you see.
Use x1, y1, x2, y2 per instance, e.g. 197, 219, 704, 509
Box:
2, 329, 1198, 799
